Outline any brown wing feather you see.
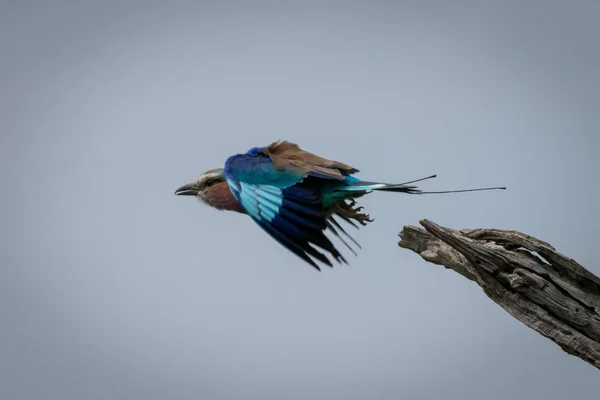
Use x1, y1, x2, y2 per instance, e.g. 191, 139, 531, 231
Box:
262, 141, 359, 180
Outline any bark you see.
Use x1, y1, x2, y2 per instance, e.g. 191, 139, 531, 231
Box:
398, 219, 600, 370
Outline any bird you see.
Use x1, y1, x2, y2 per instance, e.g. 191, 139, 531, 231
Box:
175, 140, 505, 270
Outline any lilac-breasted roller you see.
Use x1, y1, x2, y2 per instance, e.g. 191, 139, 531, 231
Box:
175, 141, 505, 270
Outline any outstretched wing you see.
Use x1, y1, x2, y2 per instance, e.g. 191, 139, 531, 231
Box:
223, 141, 359, 270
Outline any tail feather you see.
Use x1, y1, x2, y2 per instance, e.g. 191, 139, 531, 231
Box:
340, 174, 505, 195
341, 181, 422, 194
366, 183, 422, 194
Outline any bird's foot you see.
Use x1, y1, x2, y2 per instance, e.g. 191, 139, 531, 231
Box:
337, 200, 374, 226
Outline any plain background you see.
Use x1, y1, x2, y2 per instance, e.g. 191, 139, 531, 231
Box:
1, 1, 599, 399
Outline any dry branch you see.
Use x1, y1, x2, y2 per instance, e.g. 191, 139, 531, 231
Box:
398, 219, 600, 370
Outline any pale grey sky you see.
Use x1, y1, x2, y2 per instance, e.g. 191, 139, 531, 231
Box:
1, 1, 599, 399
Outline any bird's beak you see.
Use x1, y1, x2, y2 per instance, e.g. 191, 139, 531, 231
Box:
174, 183, 199, 196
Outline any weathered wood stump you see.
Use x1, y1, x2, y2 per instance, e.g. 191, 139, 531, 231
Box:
398, 219, 600, 370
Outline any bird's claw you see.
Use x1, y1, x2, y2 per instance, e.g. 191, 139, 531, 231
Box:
337, 200, 374, 226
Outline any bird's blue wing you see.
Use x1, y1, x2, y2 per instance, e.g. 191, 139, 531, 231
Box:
224, 152, 347, 270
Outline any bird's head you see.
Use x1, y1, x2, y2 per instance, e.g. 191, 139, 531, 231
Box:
174, 168, 226, 203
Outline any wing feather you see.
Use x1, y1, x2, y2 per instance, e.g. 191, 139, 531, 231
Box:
223, 146, 355, 269
262, 140, 359, 179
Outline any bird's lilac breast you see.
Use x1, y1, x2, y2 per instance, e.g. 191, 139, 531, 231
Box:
205, 181, 246, 213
